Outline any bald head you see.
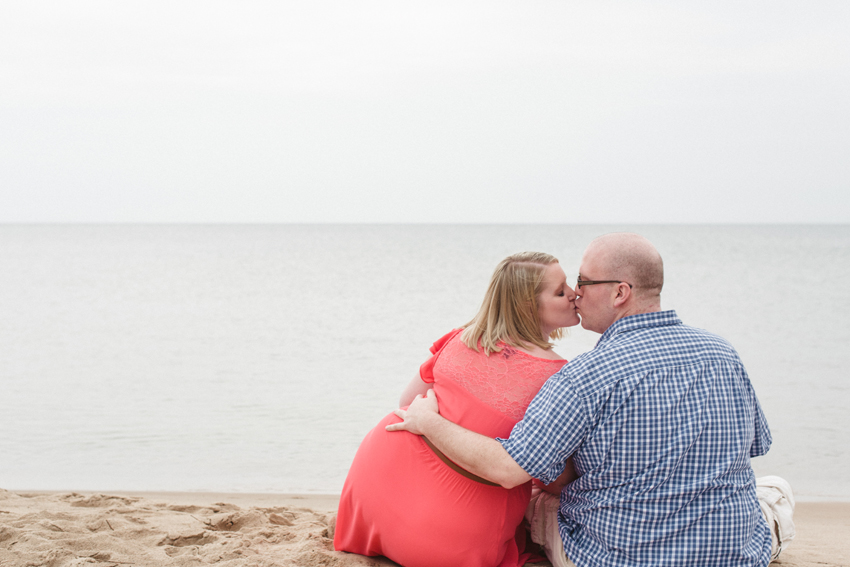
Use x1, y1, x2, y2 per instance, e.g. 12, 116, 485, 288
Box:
585, 233, 664, 298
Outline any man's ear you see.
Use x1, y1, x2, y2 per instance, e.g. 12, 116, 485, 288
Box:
612, 283, 631, 308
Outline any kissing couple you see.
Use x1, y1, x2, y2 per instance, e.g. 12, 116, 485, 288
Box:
335, 232, 794, 567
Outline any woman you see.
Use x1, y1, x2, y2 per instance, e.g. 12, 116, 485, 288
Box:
334, 252, 580, 567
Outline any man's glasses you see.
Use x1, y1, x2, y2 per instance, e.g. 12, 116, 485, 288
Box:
576, 275, 633, 289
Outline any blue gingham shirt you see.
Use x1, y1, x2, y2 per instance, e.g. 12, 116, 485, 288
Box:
500, 311, 772, 567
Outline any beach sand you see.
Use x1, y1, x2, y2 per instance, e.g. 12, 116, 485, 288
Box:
1, 489, 846, 566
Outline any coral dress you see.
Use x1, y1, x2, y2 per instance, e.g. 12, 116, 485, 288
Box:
334, 330, 567, 567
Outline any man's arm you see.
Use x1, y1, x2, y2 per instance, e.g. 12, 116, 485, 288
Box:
386, 389, 532, 489
536, 458, 577, 495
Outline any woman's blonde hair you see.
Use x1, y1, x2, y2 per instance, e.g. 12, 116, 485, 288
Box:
460, 251, 564, 354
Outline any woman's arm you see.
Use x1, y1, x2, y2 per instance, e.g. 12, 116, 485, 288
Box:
399, 374, 431, 407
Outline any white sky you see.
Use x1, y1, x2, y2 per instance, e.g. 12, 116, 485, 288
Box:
1, 1, 848, 223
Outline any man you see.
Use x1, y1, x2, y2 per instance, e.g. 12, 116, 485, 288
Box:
388, 233, 792, 566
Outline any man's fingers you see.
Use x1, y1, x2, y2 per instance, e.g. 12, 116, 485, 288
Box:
386, 390, 437, 433
386, 409, 407, 432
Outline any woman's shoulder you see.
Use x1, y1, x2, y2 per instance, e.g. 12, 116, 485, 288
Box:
498, 342, 567, 364
426, 328, 464, 354
445, 339, 567, 372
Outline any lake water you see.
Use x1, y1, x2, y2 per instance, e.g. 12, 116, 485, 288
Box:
1, 224, 847, 501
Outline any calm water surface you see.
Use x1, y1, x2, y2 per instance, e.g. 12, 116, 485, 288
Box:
0, 224, 847, 500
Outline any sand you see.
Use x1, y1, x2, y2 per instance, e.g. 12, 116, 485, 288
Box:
1, 489, 846, 567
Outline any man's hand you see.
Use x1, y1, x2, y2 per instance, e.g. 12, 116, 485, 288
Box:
386, 388, 533, 489
386, 388, 440, 435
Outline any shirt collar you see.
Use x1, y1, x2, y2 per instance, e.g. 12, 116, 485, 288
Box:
596, 310, 682, 346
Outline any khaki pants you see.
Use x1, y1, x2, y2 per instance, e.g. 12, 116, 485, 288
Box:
524, 487, 576, 567
525, 476, 795, 567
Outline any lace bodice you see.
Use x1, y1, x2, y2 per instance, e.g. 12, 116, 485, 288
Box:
423, 331, 567, 421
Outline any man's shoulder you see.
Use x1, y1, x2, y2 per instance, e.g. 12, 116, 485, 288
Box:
657, 321, 742, 360
613, 312, 741, 359
566, 317, 743, 388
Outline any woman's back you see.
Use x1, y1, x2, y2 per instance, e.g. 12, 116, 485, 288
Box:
334, 330, 566, 567
429, 332, 566, 434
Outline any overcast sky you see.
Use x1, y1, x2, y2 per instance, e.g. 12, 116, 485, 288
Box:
1, 1, 848, 223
